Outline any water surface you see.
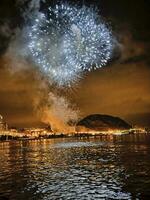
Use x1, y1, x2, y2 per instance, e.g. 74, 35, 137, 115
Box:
0, 134, 150, 200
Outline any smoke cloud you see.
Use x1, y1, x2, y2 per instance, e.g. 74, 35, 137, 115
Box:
0, 0, 79, 131
39, 92, 79, 132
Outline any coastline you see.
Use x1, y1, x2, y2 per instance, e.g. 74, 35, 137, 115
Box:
0, 131, 149, 142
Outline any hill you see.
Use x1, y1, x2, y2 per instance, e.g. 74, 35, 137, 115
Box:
76, 114, 132, 132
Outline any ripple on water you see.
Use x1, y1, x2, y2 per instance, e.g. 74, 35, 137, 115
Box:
0, 135, 150, 199
50, 141, 104, 149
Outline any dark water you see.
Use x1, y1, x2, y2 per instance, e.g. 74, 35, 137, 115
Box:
0, 134, 150, 200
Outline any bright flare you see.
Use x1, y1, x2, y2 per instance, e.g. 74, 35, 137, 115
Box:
28, 3, 114, 86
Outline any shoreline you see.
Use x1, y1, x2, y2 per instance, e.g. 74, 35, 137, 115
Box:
0, 132, 149, 142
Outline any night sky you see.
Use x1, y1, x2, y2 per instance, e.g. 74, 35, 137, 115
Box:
0, 0, 150, 128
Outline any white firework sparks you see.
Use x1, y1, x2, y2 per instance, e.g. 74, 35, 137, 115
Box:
28, 3, 113, 86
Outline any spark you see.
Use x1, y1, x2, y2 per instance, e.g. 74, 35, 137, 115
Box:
27, 3, 114, 86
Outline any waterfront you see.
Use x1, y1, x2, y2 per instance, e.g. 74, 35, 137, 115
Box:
0, 133, 150, 200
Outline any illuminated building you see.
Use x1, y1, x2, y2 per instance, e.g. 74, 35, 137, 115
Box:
0, 114, 8, 131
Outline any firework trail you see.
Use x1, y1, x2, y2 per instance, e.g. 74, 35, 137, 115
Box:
27, 3, 113, 86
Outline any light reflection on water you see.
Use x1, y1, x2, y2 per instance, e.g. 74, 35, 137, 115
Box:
0, 134, 150, 200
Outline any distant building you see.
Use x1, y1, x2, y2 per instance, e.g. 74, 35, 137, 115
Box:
0, 115, 8, 131
24, 128, 53, 138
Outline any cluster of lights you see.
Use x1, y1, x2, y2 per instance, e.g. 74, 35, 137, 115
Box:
28, 3, 113, 86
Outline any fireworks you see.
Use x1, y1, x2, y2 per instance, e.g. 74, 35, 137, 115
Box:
28, 3, 113, 86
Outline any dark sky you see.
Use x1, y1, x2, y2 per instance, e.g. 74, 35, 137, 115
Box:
0, 0, 150, 128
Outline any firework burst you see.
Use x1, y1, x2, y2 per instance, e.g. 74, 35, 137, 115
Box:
28, 3, 113, 86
